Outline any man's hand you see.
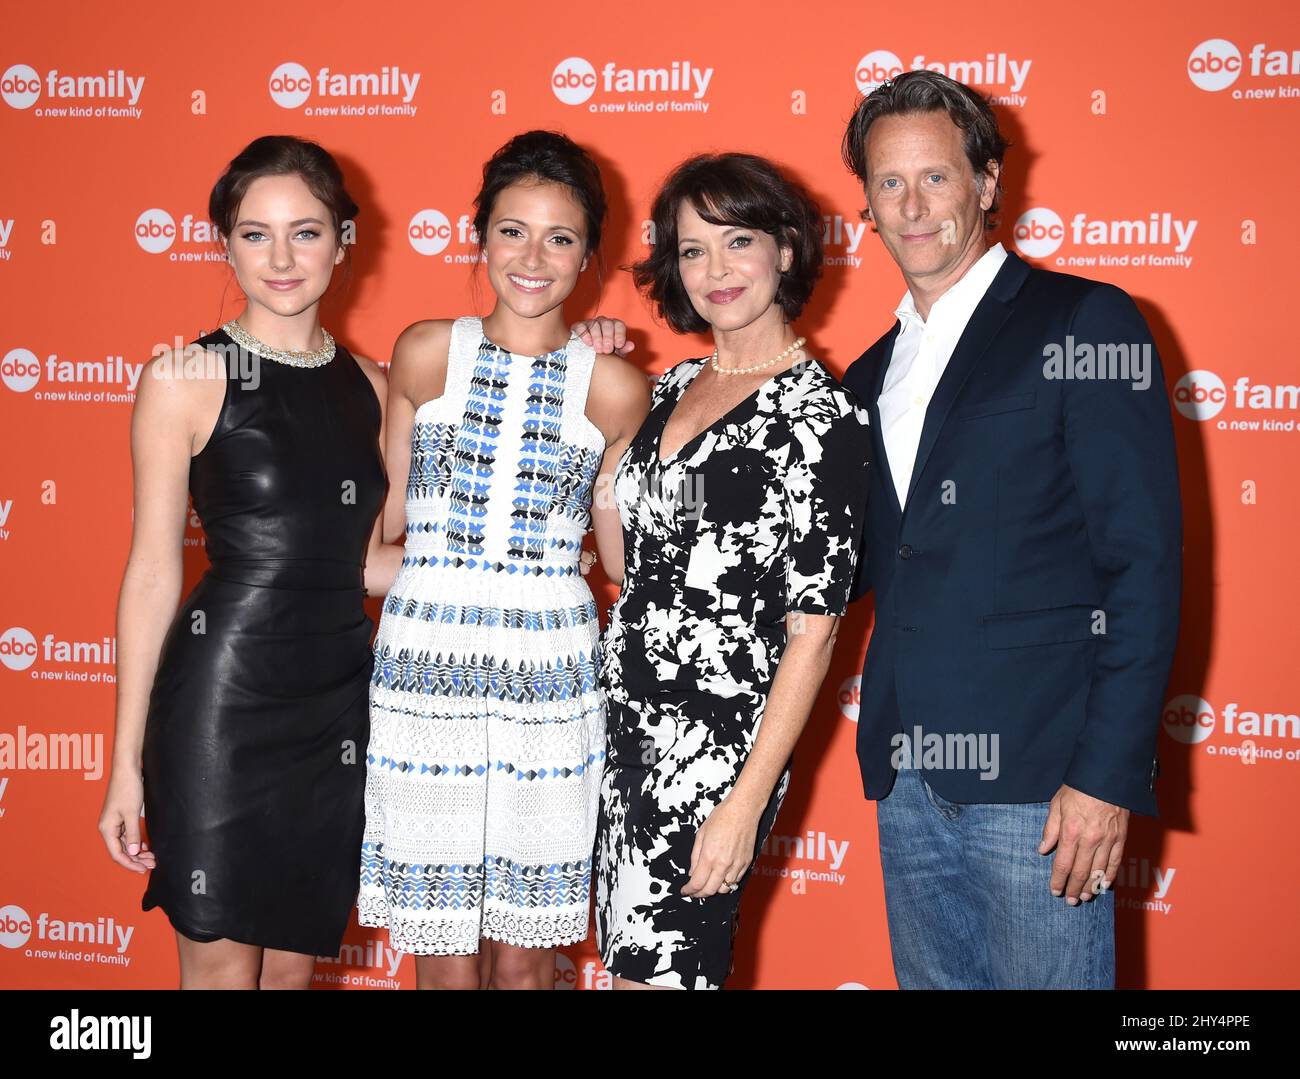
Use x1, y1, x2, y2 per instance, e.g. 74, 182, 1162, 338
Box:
572, 317, 634, 357
1039, 783, 1129, 904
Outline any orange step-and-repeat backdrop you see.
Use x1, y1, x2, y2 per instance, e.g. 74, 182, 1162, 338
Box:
2, 0, 1297, 988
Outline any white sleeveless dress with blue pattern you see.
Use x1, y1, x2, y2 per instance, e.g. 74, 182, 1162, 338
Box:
358, 316, 607, 954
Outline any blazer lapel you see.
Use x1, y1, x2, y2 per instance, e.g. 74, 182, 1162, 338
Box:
902, 252, 1032, 511
868, 322, 904, 519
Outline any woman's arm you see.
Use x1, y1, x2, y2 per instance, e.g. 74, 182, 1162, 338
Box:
682, 395, 871, 898
680, 613, 840, 898
584, 353, 651, 586
362, 321, 451, 597
98, 348, 215, 873
352, 354, 400, 598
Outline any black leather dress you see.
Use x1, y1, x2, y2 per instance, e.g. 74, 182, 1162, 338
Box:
140, 326, 385, 957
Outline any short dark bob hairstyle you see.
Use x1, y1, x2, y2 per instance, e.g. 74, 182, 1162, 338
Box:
841, 70, 1010, 231
632, 153, 823, 334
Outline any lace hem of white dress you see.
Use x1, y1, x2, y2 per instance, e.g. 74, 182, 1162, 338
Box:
357, 894, 590, 955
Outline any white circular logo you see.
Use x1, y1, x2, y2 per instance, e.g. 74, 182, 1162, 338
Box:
1172, 370, 1227, 421
0, 904, 33, 948
836, 981, 871, 990
2, 348, 41, 393
1162, 694, 1215, 744
134, 208, 176, 254
1, 64, 41, 109
269, 61, 313, 109
1187, 39, 1242, 92
407, 209, 452, 256
551, 57, 597, 105
854, 50, 905, 94
1012, 207, 1065, 259
838, 675, 861, 723
0, 626, 38, 671
553, 951, 577, 989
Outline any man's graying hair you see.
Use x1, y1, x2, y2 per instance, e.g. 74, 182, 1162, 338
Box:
841, 70, 1011, 231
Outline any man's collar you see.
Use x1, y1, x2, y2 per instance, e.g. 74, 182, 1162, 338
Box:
893, 242, 1008, 326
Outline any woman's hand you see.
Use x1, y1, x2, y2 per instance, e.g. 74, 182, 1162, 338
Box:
98, 767, 156, 874
364, 540, 404, 598
681, 794, 762, 898
572, 316, 634, 357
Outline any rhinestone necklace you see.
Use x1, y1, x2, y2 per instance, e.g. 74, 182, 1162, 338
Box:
222, 319, 336, 368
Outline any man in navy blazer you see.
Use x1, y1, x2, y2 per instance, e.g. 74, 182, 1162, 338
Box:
839, 71, 1182, 989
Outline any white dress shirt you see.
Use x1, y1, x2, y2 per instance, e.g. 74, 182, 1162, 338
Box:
878, 242, 1008, 505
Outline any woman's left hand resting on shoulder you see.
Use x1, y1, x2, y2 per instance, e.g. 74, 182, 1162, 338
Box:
572, 316, 635, 357
681, 611, 841, 898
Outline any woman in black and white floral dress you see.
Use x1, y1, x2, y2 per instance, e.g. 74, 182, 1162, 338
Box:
595, 154, 870, 989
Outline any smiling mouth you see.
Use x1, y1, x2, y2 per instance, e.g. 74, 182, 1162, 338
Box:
707, 287, 745, 304
265, 279, 304, 289
508, 273, 553, 292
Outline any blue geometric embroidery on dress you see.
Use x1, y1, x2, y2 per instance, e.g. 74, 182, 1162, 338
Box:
380, 594, 598, 630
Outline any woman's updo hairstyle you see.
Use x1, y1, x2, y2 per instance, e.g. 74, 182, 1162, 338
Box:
471, 130, 607, 263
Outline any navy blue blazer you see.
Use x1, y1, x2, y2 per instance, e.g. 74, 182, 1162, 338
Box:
841, 250, 1182, 816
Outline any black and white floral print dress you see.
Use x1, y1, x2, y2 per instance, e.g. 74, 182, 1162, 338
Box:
595, 354, 870, 989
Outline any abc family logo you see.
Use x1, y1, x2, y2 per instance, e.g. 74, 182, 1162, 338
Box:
551, 57, 714, 114
406, 210, 483, 263
1012, 207, 1196, 268
1163, 695, 1300, 748
268, 62, 421, 116
1, 63, 145, 115
0, 903, 135, 956
854, 49, 1032, 105
0, 626, 117, 671
133, 209, 219, 254
2, 347, 142, 401
1186, 38, 1300, 95
1172, 370, 1300, 431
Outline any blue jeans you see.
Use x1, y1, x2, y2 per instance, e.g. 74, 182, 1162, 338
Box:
875, 760, 1115, 989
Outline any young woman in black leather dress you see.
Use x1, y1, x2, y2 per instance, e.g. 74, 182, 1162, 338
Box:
97, 136, 392, 989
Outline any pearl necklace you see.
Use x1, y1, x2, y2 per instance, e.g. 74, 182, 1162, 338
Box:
222, 319, 336, 368
710, 336, 806, 376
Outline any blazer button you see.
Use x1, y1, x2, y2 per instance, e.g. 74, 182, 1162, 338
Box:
898, 543, 914, 559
